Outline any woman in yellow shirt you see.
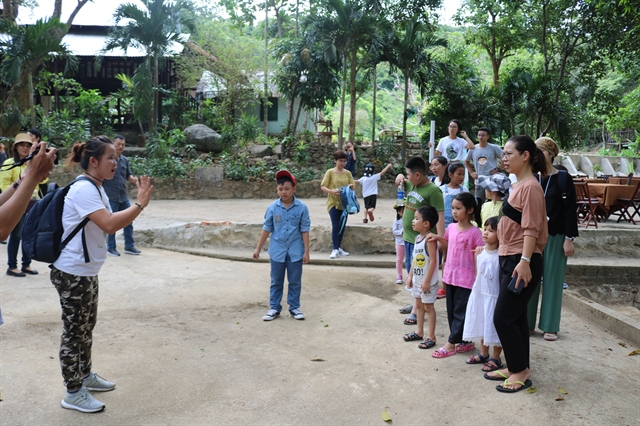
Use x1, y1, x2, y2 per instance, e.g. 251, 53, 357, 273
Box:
320, 150, 355, 259
0, 133, 48, 277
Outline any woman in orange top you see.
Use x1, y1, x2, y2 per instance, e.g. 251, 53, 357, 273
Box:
486, 135, 548, 393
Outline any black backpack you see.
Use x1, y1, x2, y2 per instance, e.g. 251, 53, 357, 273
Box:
22, 177, 100, 264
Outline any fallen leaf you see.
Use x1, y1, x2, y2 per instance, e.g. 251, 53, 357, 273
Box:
618, 342, 627, 348
381, 409, 392, 422
527, 387, 537, 394
236, 322, 240, 324
324, 324, 329, 328
558, 387, 568, 394
629, 349, 640, 356
310, 358, 325, 362
556, 396, 565, 401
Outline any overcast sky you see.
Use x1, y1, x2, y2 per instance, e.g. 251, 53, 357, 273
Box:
20, 0, 461, 26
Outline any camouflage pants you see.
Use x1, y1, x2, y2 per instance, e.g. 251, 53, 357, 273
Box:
50, 266, 99, 391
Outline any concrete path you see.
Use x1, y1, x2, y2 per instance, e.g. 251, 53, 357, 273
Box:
1, 247, 639, 424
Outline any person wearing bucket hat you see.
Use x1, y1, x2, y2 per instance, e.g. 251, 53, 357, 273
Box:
354, 163, 393, 223
0, 133, 49, 277
526, 137, 578, 342
479, 173, 511, 226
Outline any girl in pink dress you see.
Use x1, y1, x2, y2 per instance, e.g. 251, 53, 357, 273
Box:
428, 192, 484, 358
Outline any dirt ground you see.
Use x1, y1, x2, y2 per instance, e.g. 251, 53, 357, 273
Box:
1, 248, 639, 425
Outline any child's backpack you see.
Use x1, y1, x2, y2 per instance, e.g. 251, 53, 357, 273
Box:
339, 186, 360, 233
22, 176, 100, 264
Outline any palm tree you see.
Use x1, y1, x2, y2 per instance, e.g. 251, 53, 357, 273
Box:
308, 0, 387, 146
0, 17, 76, 131
384, 17, 446, 164
105, 0, 193, 132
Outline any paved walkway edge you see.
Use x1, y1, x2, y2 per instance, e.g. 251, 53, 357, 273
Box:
154, 245, 396, 268
564, 291, 640, 347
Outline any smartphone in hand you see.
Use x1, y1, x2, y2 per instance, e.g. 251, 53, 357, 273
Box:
508, 274, 523, 295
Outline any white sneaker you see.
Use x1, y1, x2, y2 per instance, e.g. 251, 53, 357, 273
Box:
61, 387, 105, 413
83, 372, 115, 392
329, 249, 340, 259
338, 248, 350, 256
289, 308, 305, 320
263, 309, 280, 321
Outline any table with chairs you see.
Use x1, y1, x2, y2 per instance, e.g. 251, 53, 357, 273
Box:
573, 177, 640, 226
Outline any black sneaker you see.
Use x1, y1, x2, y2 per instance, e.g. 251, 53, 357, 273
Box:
107, 249, 120, 257
124, 247, 141, 255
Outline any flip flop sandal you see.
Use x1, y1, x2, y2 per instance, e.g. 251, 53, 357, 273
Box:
403, 332, 423, 342
481, 358, 504, 372
496, 379, 532, 393
403, 316, 417, 325
484, 370, 510, 381
432, 347, 456, 358
368, 211, 374, 222
363, 218, 368, 223
466, 353, 490, 365
543, 332, 558, 341
418, 338, 436, 349
399, 304, 413, 314
456, 342, 476, 353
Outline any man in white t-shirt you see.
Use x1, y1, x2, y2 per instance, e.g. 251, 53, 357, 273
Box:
355, 163, 393, 223
435, 121, 475, 162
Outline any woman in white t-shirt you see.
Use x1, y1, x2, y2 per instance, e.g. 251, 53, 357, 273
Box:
435, 119, 474, 162
51, 136, 153, 414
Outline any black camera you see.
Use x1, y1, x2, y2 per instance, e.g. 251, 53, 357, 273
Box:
32, 145, 59, 165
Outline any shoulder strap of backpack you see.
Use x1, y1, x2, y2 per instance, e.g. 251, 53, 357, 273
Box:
59, 177, 103, 263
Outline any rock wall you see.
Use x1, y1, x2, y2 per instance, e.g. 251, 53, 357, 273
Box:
50, 172, 399, 199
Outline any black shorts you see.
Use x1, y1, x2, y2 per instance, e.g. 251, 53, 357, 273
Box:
364, 195, 377, 210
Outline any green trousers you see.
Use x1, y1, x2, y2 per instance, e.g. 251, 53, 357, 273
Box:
527, 234, 567, 333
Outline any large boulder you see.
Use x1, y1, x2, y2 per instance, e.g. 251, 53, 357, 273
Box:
247, 145, 273, 157
184, 124, 223, 153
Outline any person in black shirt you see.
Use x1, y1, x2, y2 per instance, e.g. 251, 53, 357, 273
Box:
527, 137, 578, 341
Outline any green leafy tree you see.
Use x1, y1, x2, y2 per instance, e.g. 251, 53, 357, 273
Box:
308, 0, 388, 145
105, 0, 194, 132
384, 17, 445, 163
455, 0, 527, 87
0, 17, 76, 131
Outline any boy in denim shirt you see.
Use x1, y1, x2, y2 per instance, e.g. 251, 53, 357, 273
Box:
253, 170, 311, 321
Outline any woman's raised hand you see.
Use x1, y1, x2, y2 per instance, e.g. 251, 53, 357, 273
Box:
135, 176, 153, 208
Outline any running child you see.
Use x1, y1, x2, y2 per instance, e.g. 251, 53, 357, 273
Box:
402, 206, 440, 350
253, 170, 311, 321
428, 192, 484, 358
463, 216, 503, 372
392, 203, 405, 284
355, 163, 393, 223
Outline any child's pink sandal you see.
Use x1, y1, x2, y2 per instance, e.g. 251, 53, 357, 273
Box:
455, 342, 476, 353
432, 347, 456, 358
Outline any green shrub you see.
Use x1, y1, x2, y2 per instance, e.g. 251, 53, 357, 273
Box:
130, 156, 187, 178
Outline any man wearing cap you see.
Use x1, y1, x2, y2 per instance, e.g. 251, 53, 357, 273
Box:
103, 135, 141, 256
253, 169, 311, 321
464, 127, 503, 205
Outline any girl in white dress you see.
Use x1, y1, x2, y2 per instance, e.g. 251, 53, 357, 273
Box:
463, 216, 503, 372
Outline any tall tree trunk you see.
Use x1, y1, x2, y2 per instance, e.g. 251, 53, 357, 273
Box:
338, 54, 347, 147
284, 93, 296, 137
28, 70, 35, 128
292, 98, 304, 137
153, 56, 159, 132
348, 51, 358, 143
371, 64, 377, 146
263, 1, 269, 136
402, 74, 408, 165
